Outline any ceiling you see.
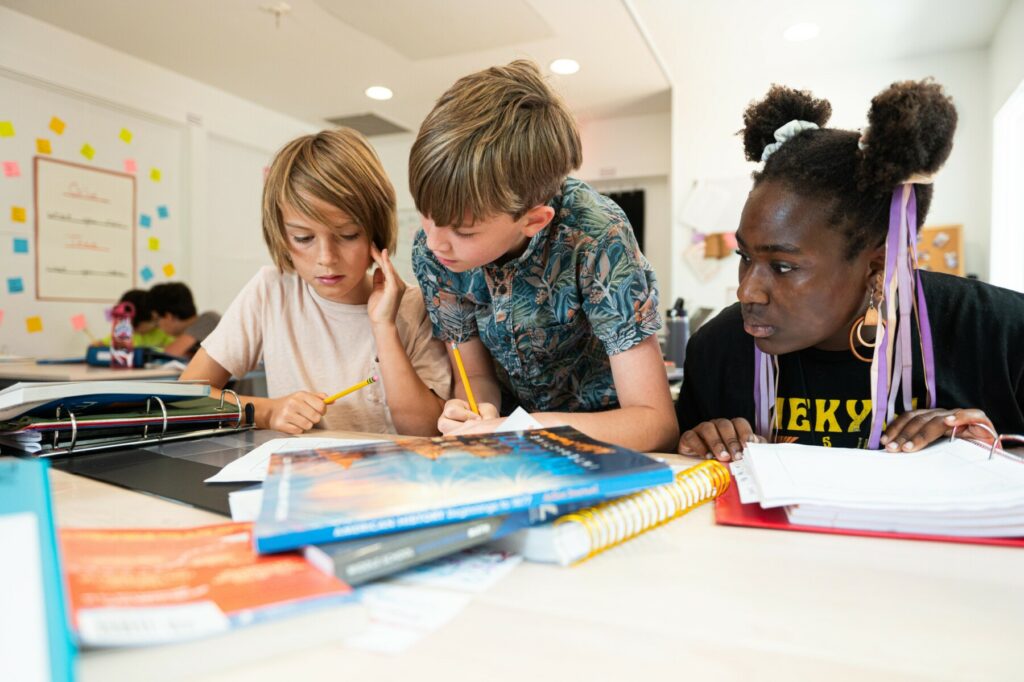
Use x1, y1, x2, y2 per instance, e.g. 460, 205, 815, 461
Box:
0, 0, 671, 130
0, 0, 1011, 133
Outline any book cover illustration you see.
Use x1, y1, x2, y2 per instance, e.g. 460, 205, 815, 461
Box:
255, 426, 672, 553
60, 522, 353, 647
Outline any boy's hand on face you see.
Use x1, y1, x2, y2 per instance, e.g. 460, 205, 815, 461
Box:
267, 391, 327, 434
437, 399, 499, 435
678, 418, 765, 462
367, 246, 406, 328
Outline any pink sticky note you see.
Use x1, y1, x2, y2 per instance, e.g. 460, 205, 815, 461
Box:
3, 161, 20, 177
691, 231, 707, 245
70, 313, 88, 331
124, 158, 137, 174
723, 232, 738, 250
0, 309, 4, 326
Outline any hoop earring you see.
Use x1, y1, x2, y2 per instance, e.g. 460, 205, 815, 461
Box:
849, 291, 883, 363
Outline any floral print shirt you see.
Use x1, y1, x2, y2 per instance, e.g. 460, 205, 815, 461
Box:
412, 177, 661, 413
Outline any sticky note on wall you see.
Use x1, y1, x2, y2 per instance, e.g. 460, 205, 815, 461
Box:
148, 237, 160, 251
0, 121, 14, 137
163, 263, 175, 277
3, 161, 20, 177
26, 316, 43, 333
119, 128, 132, 143
37, 138, 52, 154
150, 168, 161, 182
13, 238, 28, 254
139, 214, 152, 228
157, 205, 169, 219
49, 117, 65, 134
81, 144, 95, 160
140, 266, 154, 282
124, 159, 137, 174
11, 206, 27, 222
7, 277, 24, 294
70, 313, 88, 331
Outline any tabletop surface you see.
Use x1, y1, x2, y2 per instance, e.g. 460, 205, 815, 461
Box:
47, 429, 1024, 682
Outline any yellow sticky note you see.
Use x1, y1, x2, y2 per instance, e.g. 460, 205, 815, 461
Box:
0, 121, 13, 137
162, 263, 176, 277
148, 237, 160, 251
119, 128, 132, 143
81, 143, 95, 160
150, 167, 162, 182
36, 138, 52, 154
49, 117, 65, 135
26, 316, 43, 333
11, 206, 26, 223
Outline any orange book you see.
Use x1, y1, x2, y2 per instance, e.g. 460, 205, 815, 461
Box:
60, 522, 353, 647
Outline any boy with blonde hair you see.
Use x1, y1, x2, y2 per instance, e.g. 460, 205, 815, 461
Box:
182, 128, 450, 435
411, 60, 678, 452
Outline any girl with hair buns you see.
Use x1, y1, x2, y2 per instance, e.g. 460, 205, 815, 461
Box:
676, 80, 1024, 461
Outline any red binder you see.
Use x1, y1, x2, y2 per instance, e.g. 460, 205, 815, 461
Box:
714, 483, 1024, 548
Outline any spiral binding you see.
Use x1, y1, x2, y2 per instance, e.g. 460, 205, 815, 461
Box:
554, 460, 731, 564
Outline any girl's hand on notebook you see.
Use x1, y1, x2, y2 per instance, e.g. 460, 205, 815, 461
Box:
677, 418, 764, 461
438, 399, 499, 434
368, 246, 406, 327
266, 391, 328, 434
880, 408, 994, 453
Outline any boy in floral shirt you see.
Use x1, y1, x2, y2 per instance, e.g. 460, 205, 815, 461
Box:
411, 60, 678, 452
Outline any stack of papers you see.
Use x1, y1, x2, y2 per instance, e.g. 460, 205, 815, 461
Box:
733, 439, 1024, 537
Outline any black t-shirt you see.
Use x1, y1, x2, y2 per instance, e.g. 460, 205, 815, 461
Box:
676, 271, 1024, 448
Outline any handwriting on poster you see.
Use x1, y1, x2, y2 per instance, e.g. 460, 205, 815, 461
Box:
36, 158, 135, 301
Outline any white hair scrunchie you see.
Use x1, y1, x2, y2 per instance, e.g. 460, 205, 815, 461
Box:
760, 119, 819, 163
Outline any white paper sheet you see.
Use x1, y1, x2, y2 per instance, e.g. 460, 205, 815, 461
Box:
494, 407, 543, 432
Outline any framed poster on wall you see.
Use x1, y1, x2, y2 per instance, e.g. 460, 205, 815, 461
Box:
34, 157, 136, 301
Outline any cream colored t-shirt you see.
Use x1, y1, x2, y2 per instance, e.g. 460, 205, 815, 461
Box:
202, 266, 452, 434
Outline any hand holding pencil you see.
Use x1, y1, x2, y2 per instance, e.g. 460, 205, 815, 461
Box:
438, 342, 499, 435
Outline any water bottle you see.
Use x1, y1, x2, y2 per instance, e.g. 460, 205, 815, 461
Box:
665, 298, 689, 368
110, 301, 136, 369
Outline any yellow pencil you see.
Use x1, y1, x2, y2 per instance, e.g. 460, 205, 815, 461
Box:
450, 342, 479, 415
324, 375, 378, 405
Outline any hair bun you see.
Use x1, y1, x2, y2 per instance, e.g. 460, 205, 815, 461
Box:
741, 85, 832, 162
857, 79, 957, 192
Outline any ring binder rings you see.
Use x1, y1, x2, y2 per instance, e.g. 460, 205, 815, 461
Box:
1, 390, 253, 457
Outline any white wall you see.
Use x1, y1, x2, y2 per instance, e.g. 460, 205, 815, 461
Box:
990, 0, 1024, 115
988, 0, 1024, 292
0, 8, 315, 356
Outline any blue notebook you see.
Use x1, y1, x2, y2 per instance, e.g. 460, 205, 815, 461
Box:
0, 457, 76, 681
254, 427, 673, 554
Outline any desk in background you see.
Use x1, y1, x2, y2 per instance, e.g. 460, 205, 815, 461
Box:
0, 361, 181, 389
49, 429, 1024, 681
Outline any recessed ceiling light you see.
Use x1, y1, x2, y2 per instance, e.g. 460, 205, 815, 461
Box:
365, 86, 393, 101
783, 22, 820, 42
550, 59, 580, 75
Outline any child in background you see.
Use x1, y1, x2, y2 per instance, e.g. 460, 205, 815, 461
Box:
180, 128, 451, 435
411, 60, 678, 452
97, 289, 175, 349
149, 282, 221, 358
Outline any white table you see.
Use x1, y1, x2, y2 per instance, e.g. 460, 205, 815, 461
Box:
51, 431, 1024, 681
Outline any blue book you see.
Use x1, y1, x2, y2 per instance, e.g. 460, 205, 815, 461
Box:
254, 427, 673, 554
0, 458, 76, 681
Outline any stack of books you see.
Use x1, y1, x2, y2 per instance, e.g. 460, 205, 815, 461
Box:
250, 427, 677, 583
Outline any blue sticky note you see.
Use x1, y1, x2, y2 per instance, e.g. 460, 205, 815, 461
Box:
13, 238, 29, 254
7, 276, 24, 294
140, 266, 154, 282
157, 205, 169, 219
139, 214, 152, 228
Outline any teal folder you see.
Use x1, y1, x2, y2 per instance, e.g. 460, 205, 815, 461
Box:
0, 457, 76, 681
